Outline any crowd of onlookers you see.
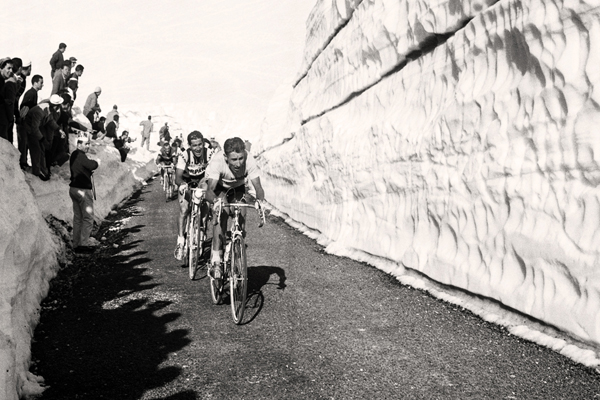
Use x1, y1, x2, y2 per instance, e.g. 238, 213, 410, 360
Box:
0, 42, 136, 181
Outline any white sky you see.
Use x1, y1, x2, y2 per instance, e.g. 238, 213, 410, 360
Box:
1, 0, 314, 120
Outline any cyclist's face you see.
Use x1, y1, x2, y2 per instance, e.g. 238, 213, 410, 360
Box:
189, 138, 203, 157
225, 151, 246, 177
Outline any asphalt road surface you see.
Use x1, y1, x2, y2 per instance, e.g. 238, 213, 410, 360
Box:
32, 177, 600, 399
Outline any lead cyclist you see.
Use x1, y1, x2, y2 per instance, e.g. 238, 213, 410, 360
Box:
173, 130, 211, 261
204, 137, 265, 279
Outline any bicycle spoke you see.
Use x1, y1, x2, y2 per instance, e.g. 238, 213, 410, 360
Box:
230, 237, 247, 324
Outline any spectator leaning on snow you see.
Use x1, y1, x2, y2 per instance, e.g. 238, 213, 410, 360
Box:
67, 64, 84, 100
114, 130, 135, 162
51, 60, 71, 95
83, 87, 102, 125
24, 94, 64, 180
49, 42, 66, 78
18, 74, 43, 169
139, 115, 153, 150
69, 132, 99, 253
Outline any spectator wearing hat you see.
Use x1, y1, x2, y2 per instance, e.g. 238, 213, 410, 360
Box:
105, 104, 118, 126
69, 132, 99, 252
3, 58, 25, 144
14, 59, 32, 137
24, 94, 65, 180
67, 64, 84, 100
139, 115, 153, 150
0, 57, 14, 141
51, 60, 71, 95
83, 87, 101, 126
18, 74, 43, 169
49, 43, 66, 78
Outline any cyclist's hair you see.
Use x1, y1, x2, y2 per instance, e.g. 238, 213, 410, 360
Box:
187, 130, 203, 144
223, 137, 245, 155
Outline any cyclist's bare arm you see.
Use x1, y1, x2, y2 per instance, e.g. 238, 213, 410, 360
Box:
175, 168, 185, 186
251, 177, 265, 202
205, 178, 219, 204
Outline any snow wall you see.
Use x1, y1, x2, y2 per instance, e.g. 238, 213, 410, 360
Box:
257, 0, 600, 350
0, 109, 157, 399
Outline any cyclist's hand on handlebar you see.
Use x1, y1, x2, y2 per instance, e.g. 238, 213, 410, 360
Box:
255, 200, 266, 227
213, 198, 223, 212
178, 182, 188, 194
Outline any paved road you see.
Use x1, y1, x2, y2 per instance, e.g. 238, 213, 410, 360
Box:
32, 178, 600, 399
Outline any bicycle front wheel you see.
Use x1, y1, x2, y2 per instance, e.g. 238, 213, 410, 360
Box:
166, 173, 172, 201
187, 209, 201, 279
230, 236, 247, 324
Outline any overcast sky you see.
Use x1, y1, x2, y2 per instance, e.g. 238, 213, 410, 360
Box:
1, 0, 314, 119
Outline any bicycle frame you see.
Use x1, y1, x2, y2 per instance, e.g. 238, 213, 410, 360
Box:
185, 186, 207, 279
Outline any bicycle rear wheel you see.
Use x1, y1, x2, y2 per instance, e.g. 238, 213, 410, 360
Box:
230, 236, 247, 324
209, 261, 224, 305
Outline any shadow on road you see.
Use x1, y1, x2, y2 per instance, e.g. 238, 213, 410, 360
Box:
31, 189, 192, 399
236, 265, 286, 325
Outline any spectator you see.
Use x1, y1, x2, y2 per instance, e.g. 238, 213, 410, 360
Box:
105, 104, 118, 126
18, 74, 43, 169
14, 59, 31, 143
49, 42, 66, 78
69, 132, 99, 253
67, 64, 84, 100
92, 116, 106, 138
83, 87, 101, 125
105, 114, 119, 139
0, 57, 14, 141
3, 58, 24, 145
139, 115, 153, 150
159, 122, 169, 144
23, 94, 65, 180
114, 130, 135, 162
51, 60, 71, 95
69, 56, 77, 70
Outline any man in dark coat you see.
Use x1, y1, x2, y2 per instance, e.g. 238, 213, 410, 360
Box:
49, 42, 66, 78
0, 57, 14, 141
18, 74, 43, 169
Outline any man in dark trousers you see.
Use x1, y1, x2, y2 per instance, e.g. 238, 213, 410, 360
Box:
18, 74, 44, 169
49, 42, 66, 78
69, 132, 99, 253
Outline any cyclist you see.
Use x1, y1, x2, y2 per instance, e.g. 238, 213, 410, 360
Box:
174, 130, 211, 260
155, 139, 175, 184
205, 137, 265, 279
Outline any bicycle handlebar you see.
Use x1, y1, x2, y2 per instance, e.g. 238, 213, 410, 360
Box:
213, 201, 266, 228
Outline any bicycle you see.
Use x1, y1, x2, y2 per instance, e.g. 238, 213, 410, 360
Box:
162, 165, 176, 201
183, 186, 209, 280
210, 199, 265, 324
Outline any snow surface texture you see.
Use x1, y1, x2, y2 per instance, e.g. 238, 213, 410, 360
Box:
258, 0, 600, 358
0, 107, 157, 399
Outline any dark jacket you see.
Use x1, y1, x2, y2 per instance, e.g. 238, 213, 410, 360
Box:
49, 50, 64, 76
69, 149, 98, 189
20, 87, 38, 111
24, 102, 60, 141
105, 121, 118, 139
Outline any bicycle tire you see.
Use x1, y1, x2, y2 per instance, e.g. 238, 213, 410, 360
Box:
166, 172, 172, 201
188, 206, 201, 280
230, 236, 247, 324
209, 259, 224, 305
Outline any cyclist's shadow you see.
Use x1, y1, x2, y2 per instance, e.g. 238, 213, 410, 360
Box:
241, 265, 286, 324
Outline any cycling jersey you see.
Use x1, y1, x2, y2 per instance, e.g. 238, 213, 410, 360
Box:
177, 147, 208, 183
156, 146, 175, 165
205, 149, 259, 189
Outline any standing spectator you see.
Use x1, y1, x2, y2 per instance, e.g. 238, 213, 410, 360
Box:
83, 87, 101, 125
139, 115, 153, 150
159, 122, 169, 144
69, 57, 77, 70
105, 114, 119, 139
23, 94, 64, 180
105, 104, 119, 126
18, 74, 43, 169
51, 60, 71, 95
69, 132, 99, 253
49, 42, 66, 78
14, 59, 31, 138
0, 58, 14, 141
67, 64, 84, 100
3, 58, 25, 144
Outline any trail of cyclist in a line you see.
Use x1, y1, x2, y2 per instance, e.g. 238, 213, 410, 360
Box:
32, 177, 600, 399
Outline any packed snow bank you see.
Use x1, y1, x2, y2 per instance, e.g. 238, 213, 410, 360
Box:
257, 0, 600, 360
0, 107, 158, 399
